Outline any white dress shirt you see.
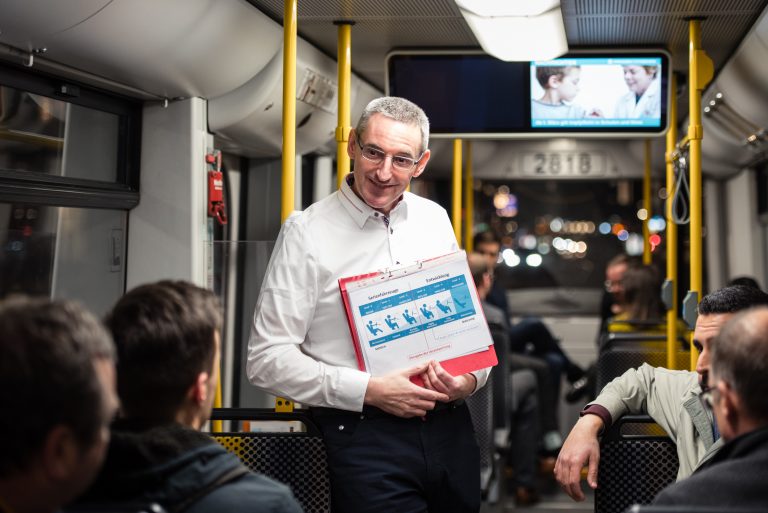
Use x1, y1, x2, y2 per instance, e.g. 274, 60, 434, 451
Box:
614, 78, 661, 119
247, 176, 490, 411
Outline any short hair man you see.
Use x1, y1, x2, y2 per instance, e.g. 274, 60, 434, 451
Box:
0, 297, 118, 513
76, 281, 302, 513
248, 97, 490, 513
555, 285, 768, 501
653, 307, 768, 507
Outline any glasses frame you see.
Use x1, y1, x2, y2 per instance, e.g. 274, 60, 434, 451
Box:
355, 136, 424, 172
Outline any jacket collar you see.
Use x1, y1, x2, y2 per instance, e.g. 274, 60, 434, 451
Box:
338, 174, 408, 228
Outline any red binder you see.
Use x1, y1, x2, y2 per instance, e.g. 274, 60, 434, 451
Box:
338, 251, 497, 382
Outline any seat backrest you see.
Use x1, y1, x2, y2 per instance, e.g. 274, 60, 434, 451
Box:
596, 415, 679, 513
597, 346, 692, 390
626, 506, 768, 513
488, 324, 510, 431
465, 373, 494, 491
209, 408, 331, 513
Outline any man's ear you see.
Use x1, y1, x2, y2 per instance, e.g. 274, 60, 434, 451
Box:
42, 425, 79, 481
412, 149, 431, 178
547, 75, 561, 89
347, 129, 357, 160
718, 380, 738, 427
189, 372, 211, 406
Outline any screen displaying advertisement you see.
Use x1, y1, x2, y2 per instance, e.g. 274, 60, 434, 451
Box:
386, 51, 669, 137
530, 56, 665, 129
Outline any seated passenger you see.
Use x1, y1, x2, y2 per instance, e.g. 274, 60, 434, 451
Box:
607, 264, 666, 331
75, 281, 303, 513
555, 285, 768, 502
653, 307, 768, 508
0, 297, 118, 513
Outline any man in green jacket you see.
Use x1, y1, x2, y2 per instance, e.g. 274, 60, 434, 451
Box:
554, 284, 768, 501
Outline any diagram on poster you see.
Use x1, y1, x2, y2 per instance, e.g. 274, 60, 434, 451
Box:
340, 251, 494, 376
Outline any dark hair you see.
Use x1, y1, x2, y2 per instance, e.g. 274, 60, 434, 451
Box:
468, 253, 491, 287
698, 285, 768, 315
727, 276, 761, 291
105, 281, 222, 422
621, 264, 663, 320
711, 307, 768, 422
473, 230, 501, 249
535, 65, 580, 88
0, 297, 115, 476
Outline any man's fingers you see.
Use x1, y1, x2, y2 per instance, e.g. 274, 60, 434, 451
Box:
406, 361, 431, 376
426, 363, 450, 394
566, 460, 585, 501
587, 450, 600, 489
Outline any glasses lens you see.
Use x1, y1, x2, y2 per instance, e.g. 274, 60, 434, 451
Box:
392, 155, 416, 170
362, 146, 384, 163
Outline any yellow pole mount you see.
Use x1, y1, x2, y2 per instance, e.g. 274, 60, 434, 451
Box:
335, 20, 354, 189
684, 18, 714, 370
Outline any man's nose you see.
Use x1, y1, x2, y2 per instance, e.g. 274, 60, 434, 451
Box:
376, 157, 394, 181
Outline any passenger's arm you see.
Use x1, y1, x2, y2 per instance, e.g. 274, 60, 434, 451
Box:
554, 414, 604, 501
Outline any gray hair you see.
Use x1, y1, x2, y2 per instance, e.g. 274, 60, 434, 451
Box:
710, 306, 768, 422
356, 97, 430, 154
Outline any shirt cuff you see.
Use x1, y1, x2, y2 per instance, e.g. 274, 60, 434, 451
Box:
580, 403, 612, 432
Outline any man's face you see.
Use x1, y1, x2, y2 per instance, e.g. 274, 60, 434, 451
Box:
605, 262, 627, 302
475, 241, 500, 271
623, 66, 654, 95
694, 312, 735, 388
67, 358, 118, 502
347, 113, 430, 216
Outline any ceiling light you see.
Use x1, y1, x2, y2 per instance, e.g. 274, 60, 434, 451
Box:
455, 0, 560, 17
459, 6, 568, 61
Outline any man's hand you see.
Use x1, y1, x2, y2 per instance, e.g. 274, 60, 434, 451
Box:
421, 360, 476, 402
554, 414, 604, 501
364, 362, 450, 418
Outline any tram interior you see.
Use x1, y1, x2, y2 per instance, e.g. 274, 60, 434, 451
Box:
2, 0, 768, 511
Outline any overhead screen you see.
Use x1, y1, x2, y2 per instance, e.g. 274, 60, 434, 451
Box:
386, 51, 669, 137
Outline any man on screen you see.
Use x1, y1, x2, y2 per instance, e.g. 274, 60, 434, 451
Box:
614, 65, 661, 119
531, 65, 603, 120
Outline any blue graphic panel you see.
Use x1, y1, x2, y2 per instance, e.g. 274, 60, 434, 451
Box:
359, 275, 476, 347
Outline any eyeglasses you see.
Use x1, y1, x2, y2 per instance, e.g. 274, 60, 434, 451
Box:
356, 137, 423, 171
604, 279, 622, 292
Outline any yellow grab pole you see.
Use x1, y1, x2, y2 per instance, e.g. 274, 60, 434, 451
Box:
335, 21, 353, 188
643, 140, 652, 265
665, 74, 678, 370
277, 0, 298, 412
281, 0, 297, 222
212, 379, 223, 433
452, 139, 463, 245
464, 142, 474, 252
687, 18, 713, 370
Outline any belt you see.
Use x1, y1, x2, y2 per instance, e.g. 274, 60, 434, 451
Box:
311, 399, 464, 419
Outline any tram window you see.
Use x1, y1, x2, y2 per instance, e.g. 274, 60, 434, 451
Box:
0, 203, 127, 316
479, 179, 657, 290
0, 85, 120, 182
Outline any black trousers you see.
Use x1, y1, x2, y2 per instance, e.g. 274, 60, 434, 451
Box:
311, 402, 480, 513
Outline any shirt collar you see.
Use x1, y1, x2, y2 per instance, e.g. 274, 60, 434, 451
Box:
338, 174, 409, 228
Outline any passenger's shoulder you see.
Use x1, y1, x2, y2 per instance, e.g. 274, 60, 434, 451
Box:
201, 471, 303, 513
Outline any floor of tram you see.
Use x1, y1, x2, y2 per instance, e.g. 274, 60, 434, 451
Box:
483, 473, 595, 513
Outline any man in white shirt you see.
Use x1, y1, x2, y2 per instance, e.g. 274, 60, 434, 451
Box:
248, 96, 490, 513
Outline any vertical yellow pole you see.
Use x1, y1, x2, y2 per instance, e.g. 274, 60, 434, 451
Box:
464, 142, 474, 252
452, 139, 463, 245
643, 140, 652, 265
277, 0, 298, 412
281, 0, 297, 222
687, 18, 713, 370
212, 382, 223, 433
666, 74, 678, 370
335, 21, 353, 189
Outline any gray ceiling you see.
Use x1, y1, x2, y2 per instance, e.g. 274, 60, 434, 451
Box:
248, 0, 768, 92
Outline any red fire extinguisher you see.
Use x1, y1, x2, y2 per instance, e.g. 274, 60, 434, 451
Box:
206, 150, 227, 225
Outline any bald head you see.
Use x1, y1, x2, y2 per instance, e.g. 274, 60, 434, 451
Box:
710, 307, 768, 426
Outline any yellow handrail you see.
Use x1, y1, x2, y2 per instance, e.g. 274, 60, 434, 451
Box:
643, 140, 652, 265
335, 21, 353, 189
687, 18, 713, 370
452, 139, 463, 245
464, 142, 474, 252
665, 73, 679, 370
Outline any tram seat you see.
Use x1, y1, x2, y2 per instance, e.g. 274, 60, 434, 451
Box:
488, 324, 511, 448
64, 504, 165, 513
596, 415, 678, 513
465, 367, 496, 498
209, 408, 331, 513
625, 506, 767, 513
597, 332, 691, 391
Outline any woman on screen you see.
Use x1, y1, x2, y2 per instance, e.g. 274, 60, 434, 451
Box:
614, 65, 661, 119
